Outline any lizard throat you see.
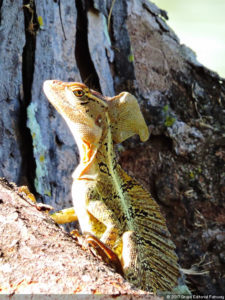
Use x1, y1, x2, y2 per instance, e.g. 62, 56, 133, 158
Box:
72, 114, 116, 181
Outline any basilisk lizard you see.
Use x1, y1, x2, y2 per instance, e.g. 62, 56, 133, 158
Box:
43, 80, 182, 293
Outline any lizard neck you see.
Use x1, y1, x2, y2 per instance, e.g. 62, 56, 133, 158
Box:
72, 112, 117, 181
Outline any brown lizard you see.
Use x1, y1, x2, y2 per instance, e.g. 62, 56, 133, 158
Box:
43, 80, 182, 293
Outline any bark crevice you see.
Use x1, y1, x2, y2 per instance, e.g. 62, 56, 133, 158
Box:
75, 0, 100, 91
20, 0, 38, 192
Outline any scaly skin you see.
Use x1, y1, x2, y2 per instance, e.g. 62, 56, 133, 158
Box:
43, 80, 181, 292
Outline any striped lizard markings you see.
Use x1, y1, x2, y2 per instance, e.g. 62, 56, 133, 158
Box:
43, 80, 181, 293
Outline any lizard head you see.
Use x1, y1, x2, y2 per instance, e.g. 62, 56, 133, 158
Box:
43, 80, 108, 119
43, 80, 109, 146
43, 80, 149, 146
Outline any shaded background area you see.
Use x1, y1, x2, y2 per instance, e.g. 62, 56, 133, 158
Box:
154, 0, 225, 77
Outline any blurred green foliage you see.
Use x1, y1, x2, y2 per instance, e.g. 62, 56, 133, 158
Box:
153, 0, 225, 78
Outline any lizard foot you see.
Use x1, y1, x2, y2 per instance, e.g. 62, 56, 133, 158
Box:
50, 207, 78, 224
18, 185, 53, 212
71, 230, 123, 276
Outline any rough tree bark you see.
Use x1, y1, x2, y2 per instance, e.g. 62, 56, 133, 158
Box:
0, 0, 224, 295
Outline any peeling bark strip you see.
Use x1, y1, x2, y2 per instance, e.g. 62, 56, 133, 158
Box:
87, 9, 115, 96
0, 0, 224, 295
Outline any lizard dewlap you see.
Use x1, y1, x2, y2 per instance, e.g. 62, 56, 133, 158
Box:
43, 80, 182, 293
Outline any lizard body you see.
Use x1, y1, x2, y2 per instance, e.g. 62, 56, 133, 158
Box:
43, 80, 181, 292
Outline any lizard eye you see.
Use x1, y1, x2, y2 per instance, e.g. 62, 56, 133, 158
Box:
73, 89, 84, 97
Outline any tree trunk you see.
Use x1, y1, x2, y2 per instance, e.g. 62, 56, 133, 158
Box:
0, 0, 224, 295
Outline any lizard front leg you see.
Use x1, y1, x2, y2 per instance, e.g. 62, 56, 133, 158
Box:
50, 207, 77, 224
72, 180, 123, 256
18, 186, 77, 224
87, 200, 120, 250
87, 203, 142, 283
85, 201, 124, 274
